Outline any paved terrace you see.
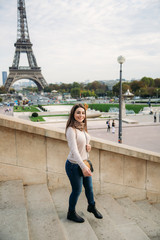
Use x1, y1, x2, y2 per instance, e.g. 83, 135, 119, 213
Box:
1, 104, 159, 153
42, 114, 160, 154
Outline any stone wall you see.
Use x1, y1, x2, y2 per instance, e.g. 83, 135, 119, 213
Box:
0, 114, 160, 202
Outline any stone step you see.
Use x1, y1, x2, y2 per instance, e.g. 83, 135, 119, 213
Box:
50, 188, 98, 240
116, 223, 151, 240
96, 193, 150, 240
135, 200, 160, 225
0, 180, 29, 240
78, 192, 126, 240
116, 197, 160, 240
96, 193, 133, 225
24, 184, 67, 240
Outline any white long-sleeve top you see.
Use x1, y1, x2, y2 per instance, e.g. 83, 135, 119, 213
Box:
66, 127, 91, 170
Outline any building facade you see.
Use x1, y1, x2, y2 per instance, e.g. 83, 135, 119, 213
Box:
2, 71, 7, 85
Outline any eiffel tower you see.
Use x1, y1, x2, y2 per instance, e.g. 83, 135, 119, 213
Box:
5, 0, 48, 92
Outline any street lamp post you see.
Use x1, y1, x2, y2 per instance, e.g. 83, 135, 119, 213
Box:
117, 56, 125, 143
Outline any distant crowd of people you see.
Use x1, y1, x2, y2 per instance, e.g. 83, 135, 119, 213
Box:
0, 106, 13, 115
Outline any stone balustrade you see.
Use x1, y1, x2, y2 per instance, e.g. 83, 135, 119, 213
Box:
0, 114, 160, 202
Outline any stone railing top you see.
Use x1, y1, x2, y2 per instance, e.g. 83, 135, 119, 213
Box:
0, 114, 160, 163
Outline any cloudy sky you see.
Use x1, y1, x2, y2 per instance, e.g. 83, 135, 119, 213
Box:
0, 0, 160, 85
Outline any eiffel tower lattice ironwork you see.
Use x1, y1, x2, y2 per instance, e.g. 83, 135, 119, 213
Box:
5, 0, 48, 91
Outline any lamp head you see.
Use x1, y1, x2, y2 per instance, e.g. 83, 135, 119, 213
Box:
117, 55, 125, 64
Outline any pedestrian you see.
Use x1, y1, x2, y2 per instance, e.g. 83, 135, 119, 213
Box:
106, 120, 110, 132
65, 103, 103, 223
112, 120, 115, 134
148, 100, 151, 108
154, 113, 156, 123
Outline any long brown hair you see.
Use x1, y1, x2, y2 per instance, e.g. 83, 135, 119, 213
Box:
65, 104, 87, 133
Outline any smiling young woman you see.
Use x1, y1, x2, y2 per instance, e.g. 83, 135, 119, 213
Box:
65, 104, 103, 223
74, 107, 85, 123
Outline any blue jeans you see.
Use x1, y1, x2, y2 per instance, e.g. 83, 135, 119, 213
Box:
65, 160, 95, 211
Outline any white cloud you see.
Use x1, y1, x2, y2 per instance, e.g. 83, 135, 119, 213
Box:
0, 0, 160, 85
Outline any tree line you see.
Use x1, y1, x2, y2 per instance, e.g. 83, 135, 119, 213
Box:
44, 77, 160, 98
0, 76, 160, 98
113, 77, 160, 98
43, 81, 110, 98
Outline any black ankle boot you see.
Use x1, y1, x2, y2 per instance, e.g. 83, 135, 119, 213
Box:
67, 210, 85, 223
87, 204, 103, 219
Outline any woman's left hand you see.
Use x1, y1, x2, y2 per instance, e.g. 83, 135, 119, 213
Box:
86, 144, 91, 152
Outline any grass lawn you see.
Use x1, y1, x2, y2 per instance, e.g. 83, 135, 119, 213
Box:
14, 106, 40, 112
29, 116, 45, 122
30, 114, 69, 122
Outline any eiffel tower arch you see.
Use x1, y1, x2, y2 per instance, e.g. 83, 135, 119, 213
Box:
5, 0, 48, 92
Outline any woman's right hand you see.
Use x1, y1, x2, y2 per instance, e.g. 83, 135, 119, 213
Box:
82, 166, 92, 177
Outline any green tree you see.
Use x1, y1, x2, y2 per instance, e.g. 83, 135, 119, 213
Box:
59, 83, 68, 92
85, 81, 107, 91
81, 90, 96, 98
71, 88, 80, 98
95, 89, 106, 97
141, 77, 154, 87
24, 86, 38, 92
49, 84, 60, 91
44, 86, 52, 92
112, 82, 119, 96
154, 78, 160, 88
140, 87, 149, 98
81, 90, 88, 98
72, 82, 80, 88
122, 83, 130, 93
130, 80, 143, 93
112, 82, 128, 96
106, 91, 113, 98
9, 88, 15, 94
0, 86, 7, 94
148, 87, 155, 97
